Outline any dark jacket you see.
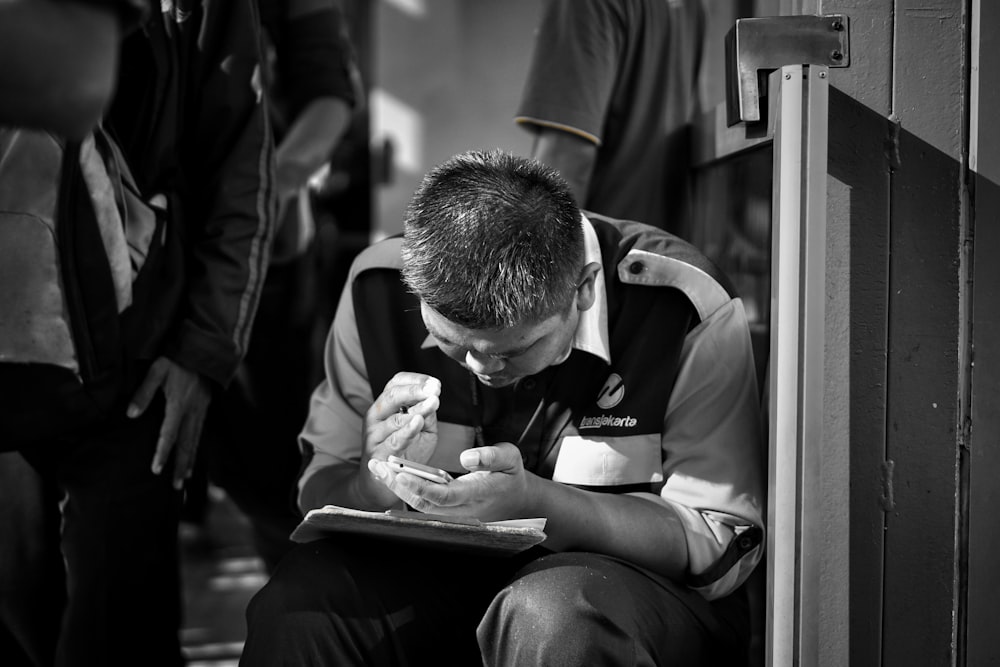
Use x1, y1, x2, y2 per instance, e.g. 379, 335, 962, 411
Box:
108, 0, 276, 387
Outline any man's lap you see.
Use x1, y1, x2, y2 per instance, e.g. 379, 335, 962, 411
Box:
243, 536, 748, 666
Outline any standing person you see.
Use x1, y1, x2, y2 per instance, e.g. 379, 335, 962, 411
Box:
515, 0, 705, 233
0, 0, 276, 664
197, 0, 360, 572
0, 4, 137, 663
239, 150, 763, 666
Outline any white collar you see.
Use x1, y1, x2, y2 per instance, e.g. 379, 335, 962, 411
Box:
570, 213, 611, 364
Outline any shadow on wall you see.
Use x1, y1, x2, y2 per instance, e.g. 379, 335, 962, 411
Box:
828, 85, 977, 667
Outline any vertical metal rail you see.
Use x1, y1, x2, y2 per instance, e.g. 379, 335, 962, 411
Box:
766, 63, 829, 667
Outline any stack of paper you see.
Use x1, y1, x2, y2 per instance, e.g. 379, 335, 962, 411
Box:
290, 505, 547, 555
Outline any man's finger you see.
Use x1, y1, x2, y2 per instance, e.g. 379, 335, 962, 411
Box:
372, 375, 441, 420
128, 361, 168, 418
151, 404, 181, 476
366, 395, 438, 450
172, 414, 204, 490
460, 443, 520, 472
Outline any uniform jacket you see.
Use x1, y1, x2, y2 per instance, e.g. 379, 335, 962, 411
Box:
300, 213, 764, 599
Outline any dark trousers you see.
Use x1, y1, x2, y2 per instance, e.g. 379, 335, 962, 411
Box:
240, 536, 749, 667
0, 453, 63, 667
190, 252, 318, 572
3, 401, 184, 667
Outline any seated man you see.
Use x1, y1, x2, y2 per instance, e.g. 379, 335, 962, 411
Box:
240, 149, 764, 666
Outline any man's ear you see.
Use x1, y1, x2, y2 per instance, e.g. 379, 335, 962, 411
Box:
575, 262, 602, 312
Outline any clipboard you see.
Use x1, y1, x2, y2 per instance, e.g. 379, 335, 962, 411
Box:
290, 504, 547, 555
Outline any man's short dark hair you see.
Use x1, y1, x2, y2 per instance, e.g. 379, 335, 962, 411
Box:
401, 149, 584, 329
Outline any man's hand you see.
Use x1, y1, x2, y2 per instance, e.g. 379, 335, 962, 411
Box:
363, 372, 441, 470
127, 357, 213, 490
356, 372, 441, 508
377, 442, 532, 523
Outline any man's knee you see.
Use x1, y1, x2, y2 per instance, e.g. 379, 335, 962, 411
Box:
478, 553, 634, 663
247, 539, 358, 624
478, 552, 719, 666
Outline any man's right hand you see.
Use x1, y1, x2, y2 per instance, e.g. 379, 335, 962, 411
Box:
363, 373, 441, 484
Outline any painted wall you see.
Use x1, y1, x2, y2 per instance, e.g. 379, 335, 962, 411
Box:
751, 1, 973, 663
371, 0, 541, 238
822, 1, 970, 665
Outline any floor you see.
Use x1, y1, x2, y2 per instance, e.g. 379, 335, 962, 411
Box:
180, 487, 267, 667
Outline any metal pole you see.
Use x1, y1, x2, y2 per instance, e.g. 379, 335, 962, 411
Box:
766, 63, 829, 667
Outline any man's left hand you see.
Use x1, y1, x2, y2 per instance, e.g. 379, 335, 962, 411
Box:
127, 356, 213, 490
385, 442, 532, 522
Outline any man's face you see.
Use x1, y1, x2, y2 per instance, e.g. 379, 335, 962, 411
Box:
420, 302, 580, 389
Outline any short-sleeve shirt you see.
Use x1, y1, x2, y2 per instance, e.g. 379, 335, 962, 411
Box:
516, 0, 704, 232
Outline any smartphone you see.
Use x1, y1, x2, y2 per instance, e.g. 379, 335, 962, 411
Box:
386, 455, 454, 484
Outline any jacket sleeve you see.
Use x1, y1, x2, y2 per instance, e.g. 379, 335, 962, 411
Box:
297, 268, 371, 510
163, 0, 277, 387
514, 0, 622, 144
659, 297, 765, 600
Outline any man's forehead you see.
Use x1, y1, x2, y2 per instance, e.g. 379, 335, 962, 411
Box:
419, 304, 557, 351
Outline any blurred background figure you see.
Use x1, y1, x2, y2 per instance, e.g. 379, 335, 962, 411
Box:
0, 0, 127, 138
0, 0, 274, 664
515, 0, 705, 233
185, 0, 362, 573
1, 4, 127, 662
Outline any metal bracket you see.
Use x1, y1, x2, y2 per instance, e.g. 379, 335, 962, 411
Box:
726, 14, 850, 126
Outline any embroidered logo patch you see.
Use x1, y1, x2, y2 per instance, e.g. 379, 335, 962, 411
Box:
579, 415, 638, 430
596, 373, 625, 409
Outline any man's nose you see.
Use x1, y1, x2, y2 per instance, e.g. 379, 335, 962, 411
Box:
465, 350, 504, 375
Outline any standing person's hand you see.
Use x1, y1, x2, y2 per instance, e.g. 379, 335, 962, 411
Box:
128, 357, 213, 489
